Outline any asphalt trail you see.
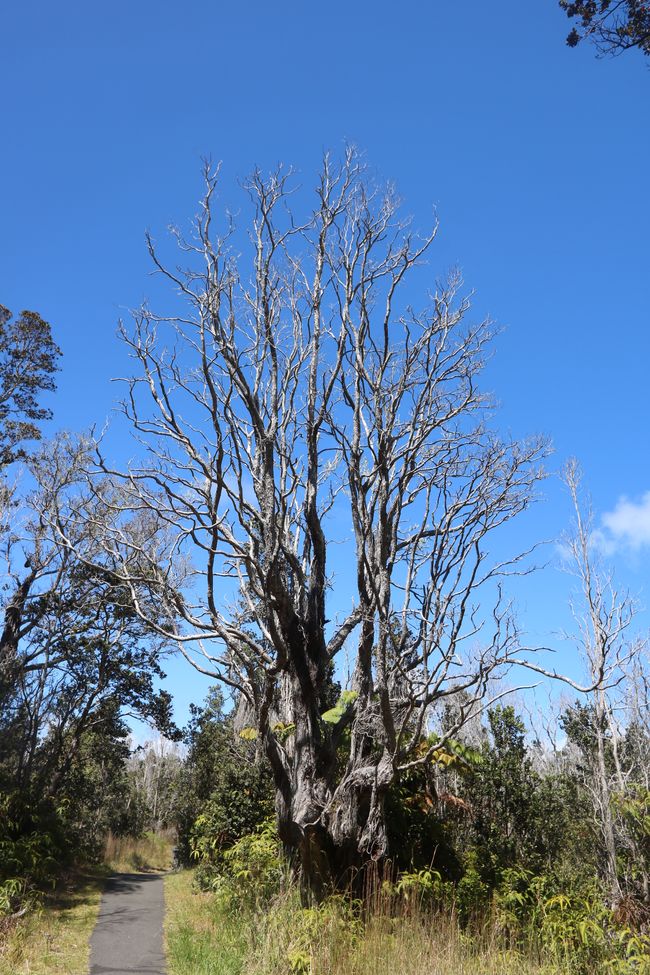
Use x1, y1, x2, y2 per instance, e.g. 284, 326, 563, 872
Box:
89, 872, 166, 975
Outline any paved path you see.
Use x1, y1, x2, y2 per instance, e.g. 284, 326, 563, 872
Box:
89, 873, 166, 975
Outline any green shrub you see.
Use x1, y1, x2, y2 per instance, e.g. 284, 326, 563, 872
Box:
293, 898, 361, 973
492, 869, 650, 974
193, 820, 286, 910
174, 689, 274, 867
455, 850, 491, 923
0, 791, 70, 916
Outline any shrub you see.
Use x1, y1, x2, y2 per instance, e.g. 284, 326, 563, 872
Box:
0, 792, 70, 916
193, 820, 286, 910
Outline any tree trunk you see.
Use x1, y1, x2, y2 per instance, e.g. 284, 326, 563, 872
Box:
267, 659, 392, 902
0, 572, 35, 705
595, 700, 621, 906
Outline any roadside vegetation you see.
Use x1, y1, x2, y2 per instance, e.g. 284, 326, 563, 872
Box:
0, 868, 105, 975
165, 865, 576, 975
162, 687, 650, 975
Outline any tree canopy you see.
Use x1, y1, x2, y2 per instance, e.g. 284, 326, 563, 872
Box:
560, 0, 650, 56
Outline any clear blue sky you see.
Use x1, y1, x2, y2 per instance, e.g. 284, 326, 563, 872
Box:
2, 0, 649, 730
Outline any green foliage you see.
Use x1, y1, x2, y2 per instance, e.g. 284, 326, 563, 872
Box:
455, 850, 491, 922
612, 785, 650, 900
384, 759, 464, 878
272, 722, 296, 743
559, 0, 650, 57
613, 786, 650, 855
419, 733, 484, 769
169, 696, 650, 975
1, 554, 180, 912
194, 821, 286, 910
176, 690, 274, 868
608, 929, 650, 975
392, 867, 449, 906
0, 702, 157, 918
321, 690, 358, 726
472, 706, 540, 881
190, 776, 275, 882
0, 792, 70, 916
181, 696, 650, 975
450, 706, 594, 891
283, 895, 362, 974
492, 869, 650, 975
0, 304, 61, 467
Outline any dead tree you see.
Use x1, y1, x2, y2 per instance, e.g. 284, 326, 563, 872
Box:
525, 460, 646, 906
58, 151, 547, 897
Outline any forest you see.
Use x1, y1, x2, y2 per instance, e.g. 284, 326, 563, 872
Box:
2, 146, 650, 974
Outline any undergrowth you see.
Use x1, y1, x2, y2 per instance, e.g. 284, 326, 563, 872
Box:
165, 824, 650, 975
165, 868, 566, 975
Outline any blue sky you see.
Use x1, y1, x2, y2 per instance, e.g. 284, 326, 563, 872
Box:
2, 0, 649, 730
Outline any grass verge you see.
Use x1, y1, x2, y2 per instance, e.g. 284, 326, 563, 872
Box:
164, 869, 570, 975
164, 870, 248, 975
0, 867, 107, 975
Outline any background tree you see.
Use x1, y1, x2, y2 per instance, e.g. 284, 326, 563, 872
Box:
127, 736, 184, 833
174, 688, 273, 869
559, 0, 650, 57
0, 305, 61, 470
1, 435, 174, 748
470, 707, 539, 884
524, 462, 649, 906
0, 316, 180, 914
60, 151, 548, 898
0, 433, 177, 881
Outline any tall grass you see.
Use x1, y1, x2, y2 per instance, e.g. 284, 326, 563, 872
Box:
164, 870, 571, 975
103, 829, 175, 872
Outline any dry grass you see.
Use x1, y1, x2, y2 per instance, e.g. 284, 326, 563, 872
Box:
304, 913, 561, 975
244, 899, 564, 975
103, 829, 175, 873
164, 869, 568, 975
0, 868, 107, 975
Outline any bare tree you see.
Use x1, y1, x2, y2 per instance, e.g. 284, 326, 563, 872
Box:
128, 737, 183, 831
57, 151, 547, 896
525, 460, 647, 905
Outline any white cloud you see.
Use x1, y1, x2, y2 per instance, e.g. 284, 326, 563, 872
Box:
601, 491, 650, 551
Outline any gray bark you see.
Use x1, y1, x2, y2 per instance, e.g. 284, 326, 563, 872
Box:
53, 152, 548, 897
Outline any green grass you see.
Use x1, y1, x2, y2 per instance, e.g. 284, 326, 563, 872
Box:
164, 870, 248, 975
164, 869, 571, 975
